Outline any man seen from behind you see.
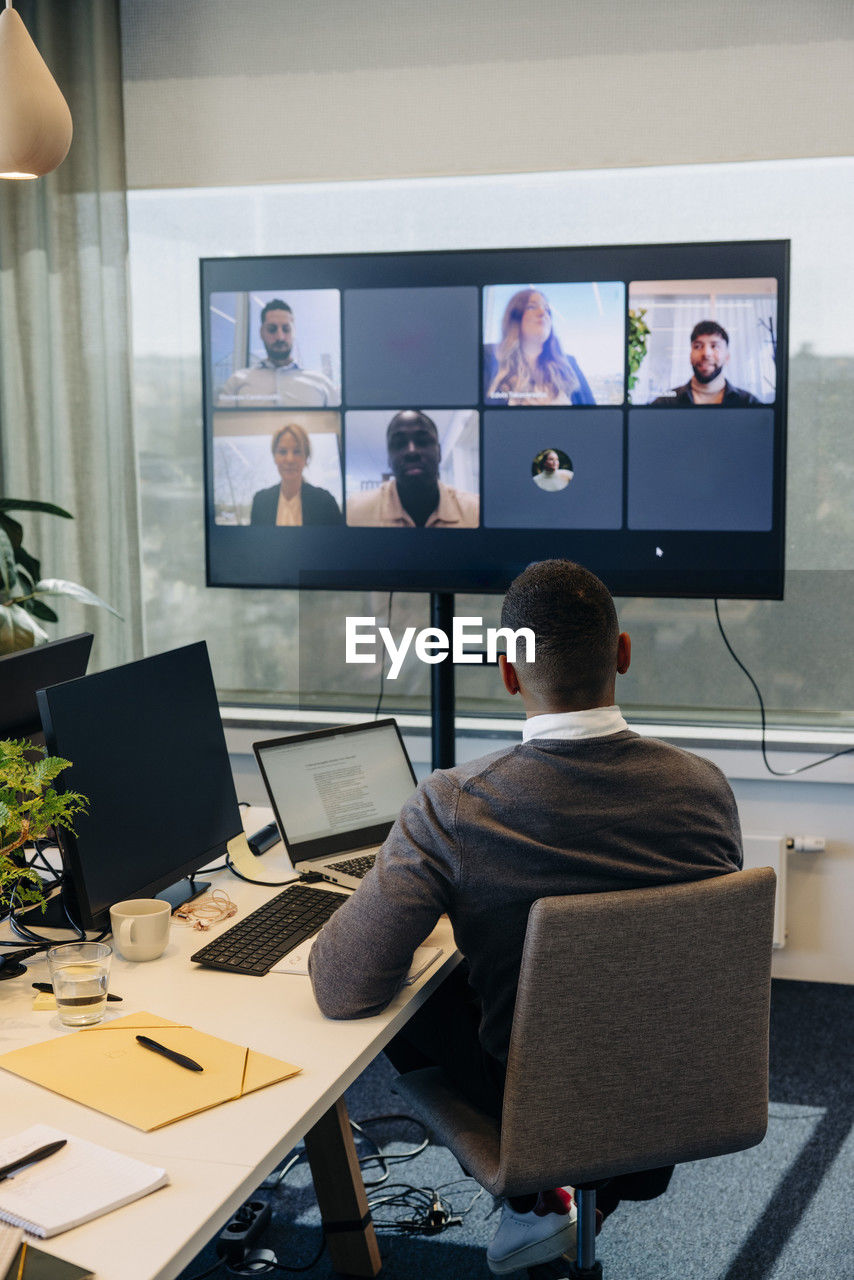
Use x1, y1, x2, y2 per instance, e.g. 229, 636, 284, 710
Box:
310, 559, 742, 1274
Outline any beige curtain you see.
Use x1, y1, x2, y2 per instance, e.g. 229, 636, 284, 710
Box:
0, 0, 141, 671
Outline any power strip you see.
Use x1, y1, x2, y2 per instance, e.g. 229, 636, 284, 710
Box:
216, 1199, 272, 1262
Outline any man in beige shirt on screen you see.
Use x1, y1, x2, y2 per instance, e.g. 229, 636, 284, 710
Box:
346, 410, 479, 528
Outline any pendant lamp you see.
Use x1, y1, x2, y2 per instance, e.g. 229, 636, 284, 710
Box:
0, 1, 72, 179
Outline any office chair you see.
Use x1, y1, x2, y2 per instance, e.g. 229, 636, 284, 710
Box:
397, 867, 776, 1278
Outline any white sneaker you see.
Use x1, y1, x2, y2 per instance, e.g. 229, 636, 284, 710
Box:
486, 1188, 577, 1274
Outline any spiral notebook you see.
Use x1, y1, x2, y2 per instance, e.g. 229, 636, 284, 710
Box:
0, 1125, 168, 1239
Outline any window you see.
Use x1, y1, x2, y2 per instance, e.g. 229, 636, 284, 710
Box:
127, 158, 854, 725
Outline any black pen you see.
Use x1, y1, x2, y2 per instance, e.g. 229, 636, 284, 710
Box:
32, 982, 122, 1003
136, 1034, 204, 1073
0, 1139, 67, 1182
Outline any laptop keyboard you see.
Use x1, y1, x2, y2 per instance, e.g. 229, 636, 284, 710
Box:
190, 884, 349, 976
325, 853, 376, 878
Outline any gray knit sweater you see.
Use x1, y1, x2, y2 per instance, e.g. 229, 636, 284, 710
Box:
309, 731, 743, 1062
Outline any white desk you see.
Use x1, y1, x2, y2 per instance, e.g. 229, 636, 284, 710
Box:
0, 815, 458, 1280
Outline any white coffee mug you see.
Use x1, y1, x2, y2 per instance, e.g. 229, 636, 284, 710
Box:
109, 898, 171, 961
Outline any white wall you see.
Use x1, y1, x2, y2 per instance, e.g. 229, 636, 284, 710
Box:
730, 777, 854, 986
120, 0, 854, 189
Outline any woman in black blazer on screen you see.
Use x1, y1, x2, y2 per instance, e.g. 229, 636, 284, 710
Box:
250, 422, 343, 526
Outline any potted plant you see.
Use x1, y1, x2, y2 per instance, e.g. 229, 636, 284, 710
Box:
0, 739, 89, 914
627, 307, 651, 393
0, 498, 120, 654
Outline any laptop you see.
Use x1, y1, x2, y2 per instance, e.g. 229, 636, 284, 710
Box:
253, 718, 418, 890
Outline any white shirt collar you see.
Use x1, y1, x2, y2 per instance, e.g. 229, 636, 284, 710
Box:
522, 705, 628, 742
258, 357, 300, 371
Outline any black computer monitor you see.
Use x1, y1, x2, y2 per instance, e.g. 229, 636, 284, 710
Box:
0, 633, 93, 743
36, 641, 242, 931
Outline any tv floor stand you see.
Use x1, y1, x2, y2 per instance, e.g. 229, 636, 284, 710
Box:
430, 591, 456, 771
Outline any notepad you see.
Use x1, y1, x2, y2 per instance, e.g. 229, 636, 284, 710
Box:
0, 1125, 168, 1238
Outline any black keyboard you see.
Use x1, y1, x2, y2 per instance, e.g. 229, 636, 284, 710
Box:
190, 884, 348, 976
325, 853, 376, 878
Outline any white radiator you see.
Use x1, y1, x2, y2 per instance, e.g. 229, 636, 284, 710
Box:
741, 834, 787, 948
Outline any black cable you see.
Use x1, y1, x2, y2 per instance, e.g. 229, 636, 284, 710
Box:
242, 1238, 326, 1273
262, 1117, 428, 1197
364, 1167, 484, 1233
354, 1112, 428, 1144
256, 1122, 471, 1249
31, 839, 63, 885
374, 591, 394, 719
5, 829, 85, 944
368, 1182, 434, 1210
714, 599, 854, 776
367, 1181, 465, 1233
367, 1180, 434, 1220
350, 1114, 429, 1187
9, 886, 92, 944
5, 843, 57, 893
8, 908, 52, 945
60, 890, 89, 939
9, 877, 87, 944
224, 856, 297, 888
346, 1119, 388, 1185
8, 890, 60, 946
438, 1180, 485, 1216
260, 1117, 444, 1241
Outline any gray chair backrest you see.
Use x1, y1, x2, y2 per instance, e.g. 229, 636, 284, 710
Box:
498, 867, 776, 1191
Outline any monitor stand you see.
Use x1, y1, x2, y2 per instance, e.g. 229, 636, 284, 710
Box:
156, 877, 211, 913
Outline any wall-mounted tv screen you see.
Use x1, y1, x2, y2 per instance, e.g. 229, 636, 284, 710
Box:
201, 240, 787, 598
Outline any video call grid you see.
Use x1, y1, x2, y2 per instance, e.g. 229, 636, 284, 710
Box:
207, 270, 780, 535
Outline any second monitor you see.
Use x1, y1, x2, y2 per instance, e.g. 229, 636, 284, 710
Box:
37, 641, 242, 931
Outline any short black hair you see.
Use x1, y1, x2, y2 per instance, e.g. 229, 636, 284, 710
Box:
500, 560, 619, 704
261, 299, 293, 324
690, 320, 729, 345
386, 409, 438, 440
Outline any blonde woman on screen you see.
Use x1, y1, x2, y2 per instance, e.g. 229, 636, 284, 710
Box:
250, 423, 342, 526
485, 289, 595, 407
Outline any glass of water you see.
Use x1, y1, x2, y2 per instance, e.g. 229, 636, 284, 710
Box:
46, 942, 113, 1026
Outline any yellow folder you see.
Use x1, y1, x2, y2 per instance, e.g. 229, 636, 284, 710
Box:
0, 1013, 301, 1131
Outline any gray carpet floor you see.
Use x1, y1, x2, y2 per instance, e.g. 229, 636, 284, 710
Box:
179, 978, 854, 1280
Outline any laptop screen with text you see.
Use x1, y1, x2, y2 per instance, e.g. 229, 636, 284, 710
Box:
254, 719, 417, 862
